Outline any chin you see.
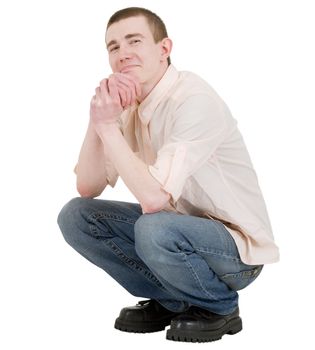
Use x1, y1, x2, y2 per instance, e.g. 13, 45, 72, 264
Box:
127, 71, 143, 82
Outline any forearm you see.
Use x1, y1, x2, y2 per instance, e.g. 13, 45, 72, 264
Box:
96, 123, 170, 212
75, 121, 109, 197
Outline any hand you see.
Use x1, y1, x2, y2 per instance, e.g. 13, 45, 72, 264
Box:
90, 78, 122, 126
90, 74, 141, 126
109, 73, 141, 109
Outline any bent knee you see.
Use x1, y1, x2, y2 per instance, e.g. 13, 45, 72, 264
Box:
134, 213, 158, 242
57, 197, 91, 241
134, 213, 174, 261
58, 197, 83, 227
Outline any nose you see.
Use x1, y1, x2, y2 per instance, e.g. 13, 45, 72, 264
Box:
118, 43, 132, 62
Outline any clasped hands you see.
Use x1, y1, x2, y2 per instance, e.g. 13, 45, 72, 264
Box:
90, 73, 141, 128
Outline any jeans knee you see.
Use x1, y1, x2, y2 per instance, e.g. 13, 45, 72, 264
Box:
134, 213, 173, 264
57, 197, 89, 245
134, 214, 155, 260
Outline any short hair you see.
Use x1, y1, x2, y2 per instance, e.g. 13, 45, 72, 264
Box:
107, 7, 171, 65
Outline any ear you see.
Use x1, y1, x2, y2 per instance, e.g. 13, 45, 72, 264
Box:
160, 38, 173, 63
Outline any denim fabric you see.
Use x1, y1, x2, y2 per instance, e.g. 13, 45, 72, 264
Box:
57, 197, 263, 315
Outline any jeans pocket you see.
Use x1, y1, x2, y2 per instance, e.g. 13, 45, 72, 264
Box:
220, 265, 263, 291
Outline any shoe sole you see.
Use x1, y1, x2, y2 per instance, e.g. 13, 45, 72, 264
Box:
166, 317, 242, 343
114, 318, 171, 333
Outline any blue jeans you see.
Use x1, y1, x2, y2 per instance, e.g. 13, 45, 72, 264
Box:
57, 197, 263, 315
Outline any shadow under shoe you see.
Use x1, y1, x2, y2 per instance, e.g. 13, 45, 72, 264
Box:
114, 300, 180, 333
166, 306, 242, 343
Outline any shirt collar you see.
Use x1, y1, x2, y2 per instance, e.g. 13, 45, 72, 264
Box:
137, 64, 179, 126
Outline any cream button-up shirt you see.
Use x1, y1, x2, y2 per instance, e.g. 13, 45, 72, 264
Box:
106, 64, 279, 265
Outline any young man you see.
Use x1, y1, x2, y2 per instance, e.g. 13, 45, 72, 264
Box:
57, 7, 279, 343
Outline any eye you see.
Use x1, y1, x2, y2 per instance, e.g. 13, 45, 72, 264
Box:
130, 39, 141, 45
109, 46, 119, 53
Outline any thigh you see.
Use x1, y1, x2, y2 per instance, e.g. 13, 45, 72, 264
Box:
137, 211, 263, 290
58, 197, 143, 243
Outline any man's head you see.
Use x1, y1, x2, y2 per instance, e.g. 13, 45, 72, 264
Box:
106, 7, 171, 65
105, 7, 172, 91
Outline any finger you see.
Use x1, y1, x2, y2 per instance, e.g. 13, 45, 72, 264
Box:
90, 95, 96, 106
95, 87, 101, 99
119, 73, 141, 98
118, 86, 127, 108
124, 74, 141, 98
111, 73, 140, 99
109, 75, 130, 108
99, 79, 109, 96
117, 82, 132, 107
111, 74, 137, 106
107, 78, 121, 104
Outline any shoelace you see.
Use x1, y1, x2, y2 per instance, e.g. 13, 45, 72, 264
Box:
185, 306, 219, 320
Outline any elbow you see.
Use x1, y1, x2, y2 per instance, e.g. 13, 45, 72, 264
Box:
142, 191, 171, 214
142, 203, 159, 214
75, 167, 108, 198
76, 183, 103, 198
77, 188, 101, 199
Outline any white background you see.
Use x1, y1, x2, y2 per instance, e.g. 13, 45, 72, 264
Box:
1, 0, 314, 348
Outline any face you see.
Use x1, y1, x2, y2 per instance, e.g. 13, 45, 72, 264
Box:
105, 16, 171, 87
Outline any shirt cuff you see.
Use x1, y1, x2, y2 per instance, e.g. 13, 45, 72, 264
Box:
148, 144, 187, 202
105, 161, 119, 188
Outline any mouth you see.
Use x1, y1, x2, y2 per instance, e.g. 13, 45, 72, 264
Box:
120, 65, 140, 73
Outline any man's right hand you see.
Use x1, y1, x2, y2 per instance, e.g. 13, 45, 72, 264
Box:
108, 73, 141, 109
90, 73, 141, 126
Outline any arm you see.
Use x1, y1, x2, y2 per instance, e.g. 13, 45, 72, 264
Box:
96, 123, 171, 213
75, 73, 136, 198
90, 74, 170, 213
75, 120, 111, 198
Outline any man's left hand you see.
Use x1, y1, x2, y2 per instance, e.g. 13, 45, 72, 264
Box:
90, 73, 141, 127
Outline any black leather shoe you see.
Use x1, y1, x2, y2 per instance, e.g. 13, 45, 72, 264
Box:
166, 306, 242, 342
114, 300, 180, 333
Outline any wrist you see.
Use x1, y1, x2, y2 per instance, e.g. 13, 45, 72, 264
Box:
94, 121, 121, 139
93, 119, 120, 130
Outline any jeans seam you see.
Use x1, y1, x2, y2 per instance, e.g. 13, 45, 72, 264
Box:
182, 252, 232, 303
221, 265, 263, 279
102, 239, 166, 290
87, 212, 166, 291
195, 247, 241, 262
86, 211, 137, 240
89, 211, 137, 224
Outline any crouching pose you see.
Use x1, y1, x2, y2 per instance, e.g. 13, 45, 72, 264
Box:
58, 7, 279, 343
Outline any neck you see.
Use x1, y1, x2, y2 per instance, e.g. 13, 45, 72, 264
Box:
138, 64, 169, 103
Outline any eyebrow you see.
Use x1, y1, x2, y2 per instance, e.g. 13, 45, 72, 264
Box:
106, 33, 145, 49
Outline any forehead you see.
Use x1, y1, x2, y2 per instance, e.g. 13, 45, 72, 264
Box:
106, 16, 153, 43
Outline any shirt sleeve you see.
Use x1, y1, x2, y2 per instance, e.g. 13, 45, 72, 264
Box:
104, 157, 119, 188
100, 113, 137, 188
73, 157, 119, 188
148, 94, 229, 203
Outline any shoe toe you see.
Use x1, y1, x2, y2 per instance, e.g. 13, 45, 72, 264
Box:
118, 306, 145, 322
